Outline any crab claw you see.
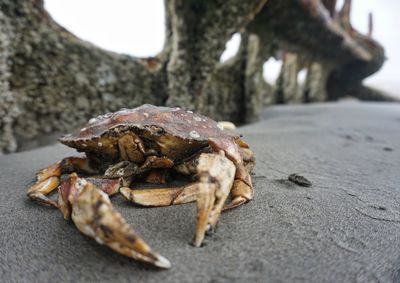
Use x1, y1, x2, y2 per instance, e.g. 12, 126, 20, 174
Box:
59, 173, 171, 269
119, 153, 236, 248
193, 152, 236, 247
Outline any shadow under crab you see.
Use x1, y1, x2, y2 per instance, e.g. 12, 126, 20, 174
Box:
27, 104, 255, 268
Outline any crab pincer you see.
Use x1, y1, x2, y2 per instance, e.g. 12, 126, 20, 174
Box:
58, 173, 171, 269
192, 152, 236, 247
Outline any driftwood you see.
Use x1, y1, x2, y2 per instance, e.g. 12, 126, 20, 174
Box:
0, 0, 393, 153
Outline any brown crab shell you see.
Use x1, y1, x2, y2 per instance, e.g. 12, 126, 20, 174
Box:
59, 104, 239, 161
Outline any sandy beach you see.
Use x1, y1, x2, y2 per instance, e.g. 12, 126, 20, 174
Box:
1, 102, 399, 282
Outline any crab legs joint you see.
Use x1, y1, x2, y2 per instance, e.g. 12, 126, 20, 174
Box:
27, 157, 97, 207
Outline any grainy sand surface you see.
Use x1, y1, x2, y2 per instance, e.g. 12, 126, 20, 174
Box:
1, 102, 399, 282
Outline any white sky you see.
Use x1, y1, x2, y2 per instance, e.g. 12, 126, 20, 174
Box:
45, 0, 400, 97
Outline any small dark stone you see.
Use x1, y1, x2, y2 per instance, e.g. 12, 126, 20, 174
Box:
371, 205, 387, 211
288, 174, 312, 187
383, 147, 393, 152
365, 135, 374, 141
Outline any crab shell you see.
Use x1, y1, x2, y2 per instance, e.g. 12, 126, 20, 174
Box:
59, 104, 241, 162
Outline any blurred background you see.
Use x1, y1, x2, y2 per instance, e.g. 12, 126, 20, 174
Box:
45, 0, 400, 98
1, 0, 398, 154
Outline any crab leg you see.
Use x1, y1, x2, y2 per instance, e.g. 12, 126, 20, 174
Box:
59, 173, 171, 269
208, 138, 255, 211
85, 177, 122, 196
143, 169, 169, 184
240, 147, 256, 172
105, 156, 173, 179
222, 177, 253, 211
118, 134, 159, 163
221, 140, 256, 210
27, 156, 96, 207
193, 152, 237, 246
121, 152, 236, 247
120, 183, 199, 207
121, 144, 254, 211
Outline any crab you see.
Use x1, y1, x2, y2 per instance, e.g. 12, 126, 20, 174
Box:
27, 104, 255, 268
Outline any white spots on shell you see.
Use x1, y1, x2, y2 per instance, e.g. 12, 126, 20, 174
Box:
94, 112, 113, 121
100, 113, 112, 119
116, 108, 130, 115
187, 110, 193, 114
88, 118, 97, 124
95, 237, 104, 245
189, 130, 200, 139
217, 123, 225, 131
98, 142, 103, 147
194, 116, 202, 122
172, 107, 181, 111
80, 127, 87, 132
82, 143, 87, 148
143, 112, 149, 118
